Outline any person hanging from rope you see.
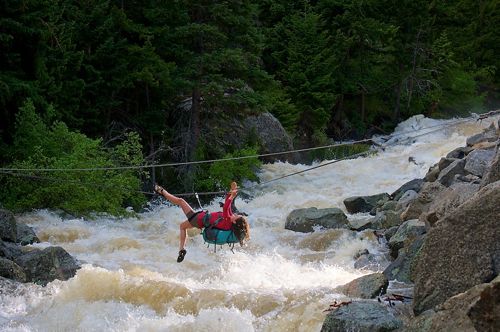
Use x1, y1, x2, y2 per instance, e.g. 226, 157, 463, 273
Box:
154, 181, 250, 263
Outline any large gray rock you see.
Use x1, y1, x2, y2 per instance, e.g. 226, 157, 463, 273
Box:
466, 124, 498, 146
285, 207, 348, 233
344, 193, 390, 214
371, 211, 402, 230
335, 273, 388, 299
401, 182, 446, 221
388, 220, 426, 259
395, 190, 418, 212
321, 300, 402, 332
383, 235, 424, 283
16, 223, 40, 245
422, 182, 479, 227
0, 240, 23, 260
14, 246, 80, 286
391, 179, 424, 201
481, 146, 500, 187
412, 181, 500, 315
0, 257, 26, 282
0, 209, 17, 242
243, 112, 295, 162
436, 159, 466, 187
464, 149, 496, 177
405, 276, 500, 332
446, 146, 472, 159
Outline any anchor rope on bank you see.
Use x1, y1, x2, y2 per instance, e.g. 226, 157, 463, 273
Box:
0, 111, 498, 199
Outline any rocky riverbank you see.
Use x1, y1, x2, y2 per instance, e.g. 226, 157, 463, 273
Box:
286, 120, 499, 331
0, 209, 79, 286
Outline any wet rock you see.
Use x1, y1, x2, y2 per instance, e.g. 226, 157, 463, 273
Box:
438, 157, 458, 171
466, 124, 498, 146
0, 257, 26, 282
371, 211, 401, 230
344, 193, 390, 214
16, 223, 40, 245
412, 181, 500, 315
285, 207, 348, 233
464, 149, 496, 177
384, 226, 399, 242
379, 200, 398, 212
424, 164, 440, 182
391, 179, 424, 201
395, 190, 418, 212
446, 146, 473, 159
335, 273, 388, 299
348, 218, 372, 231
354, 253, 389, 271
437, 159, 466, 187
388, 220, 426, 259
0, 240, 23, 260
321, 300, 402, 332
383, 235, 424, 283
14, 246, 80, 286
0, 209, 17, 242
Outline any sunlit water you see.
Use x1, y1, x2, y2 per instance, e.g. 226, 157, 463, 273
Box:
1, 115, 497, 331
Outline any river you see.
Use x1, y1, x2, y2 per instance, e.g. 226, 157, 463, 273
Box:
0, 114, 496, 331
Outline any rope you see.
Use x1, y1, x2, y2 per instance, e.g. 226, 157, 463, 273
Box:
3, 110, 496, 173
0, 111, 497, 199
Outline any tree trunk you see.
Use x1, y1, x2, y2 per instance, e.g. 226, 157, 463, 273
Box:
394, 80, 402, 122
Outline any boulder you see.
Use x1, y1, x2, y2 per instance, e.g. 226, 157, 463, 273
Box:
0, 209, 17, 242
379, 200, 399, 213
14, 246, 80, 286
412, 181, 500, 315
438, 157, 458, 171
436, 159, 466, 187
464, 149, 496, 177
395, 190, 418, 212
285, 207, 348, 233
391, 179, 424, 201
424, 164, 440, 182
354, 253, 390, 271
0, 240, 23, 260
388, 220, 426, 259
321, 300, 402, 332
335, 273, 388, 299
383, 235, 424, 283
371, 211, 401, 230
401, 182, 446, 221
243, 112, 295, 162
446, 146, 473, 159
344, 193, 390, 214
481, 146, 499, 187
348, 218, 373, 231
0, 257, 27, 282
16, 223, 40, 245
466, 124, 498, 146
405, 276, 500, 332
422, 182, 479, 227
467, 276, 500, 332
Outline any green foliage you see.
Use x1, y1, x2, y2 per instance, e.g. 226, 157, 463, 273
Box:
0, 100, 146, 217
195, 147, 261, 193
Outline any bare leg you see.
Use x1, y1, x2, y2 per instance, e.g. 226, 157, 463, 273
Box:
179, 220, 192, 251
156, 185, 195, 217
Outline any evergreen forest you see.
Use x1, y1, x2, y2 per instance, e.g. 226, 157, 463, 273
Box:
1, 0, 498, 216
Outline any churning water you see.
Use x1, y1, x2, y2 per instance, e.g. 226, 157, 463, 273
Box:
1, 115, 497, 331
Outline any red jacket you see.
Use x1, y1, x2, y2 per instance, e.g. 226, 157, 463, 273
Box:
195, 193, 234, 230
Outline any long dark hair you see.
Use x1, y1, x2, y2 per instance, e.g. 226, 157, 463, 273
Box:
232, 217, 250, 246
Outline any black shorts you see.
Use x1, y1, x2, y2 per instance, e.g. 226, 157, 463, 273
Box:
187, 211, 203, 228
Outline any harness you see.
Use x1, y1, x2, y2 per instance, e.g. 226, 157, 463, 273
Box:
201, 212, 238, 253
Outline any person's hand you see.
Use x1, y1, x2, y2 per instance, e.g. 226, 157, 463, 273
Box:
230, 181, 238, 198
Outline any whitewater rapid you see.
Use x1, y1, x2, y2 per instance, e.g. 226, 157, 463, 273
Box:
1, 115, 497, 331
